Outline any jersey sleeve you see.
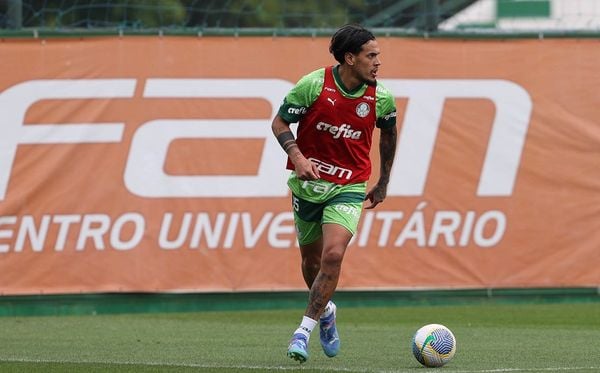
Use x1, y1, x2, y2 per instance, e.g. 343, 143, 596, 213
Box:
375, 83, 397, 129
277, 68, 325, 124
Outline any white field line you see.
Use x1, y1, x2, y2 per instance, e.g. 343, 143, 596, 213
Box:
0, 357, 598, 372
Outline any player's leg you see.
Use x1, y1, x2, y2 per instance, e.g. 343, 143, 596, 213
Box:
287, 187, 363, 361
288, 204, 323, 363
314, 197, 364, 357
306, 223, 351, 357
304, 223, 351, 319
299, 237, 323, 288
289, 227, 348, 362
288, 240, 323, 362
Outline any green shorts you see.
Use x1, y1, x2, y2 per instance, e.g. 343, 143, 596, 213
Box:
287, 172, 367, 246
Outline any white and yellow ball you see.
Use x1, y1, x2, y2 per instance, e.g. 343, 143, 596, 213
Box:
411, 324, 456, 367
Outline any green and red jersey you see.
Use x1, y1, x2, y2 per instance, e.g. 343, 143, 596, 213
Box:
278, 66, 397, 184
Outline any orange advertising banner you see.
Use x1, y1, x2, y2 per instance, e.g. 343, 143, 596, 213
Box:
0, 36, 599, 295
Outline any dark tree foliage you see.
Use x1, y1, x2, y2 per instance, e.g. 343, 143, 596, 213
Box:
1, 0, 476, 30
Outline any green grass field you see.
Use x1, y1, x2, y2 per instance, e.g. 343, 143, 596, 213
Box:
0, 301, 599, 372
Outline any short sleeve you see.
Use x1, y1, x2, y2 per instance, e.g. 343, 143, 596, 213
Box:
375, 83, 397, 129
277, 68, 325, 123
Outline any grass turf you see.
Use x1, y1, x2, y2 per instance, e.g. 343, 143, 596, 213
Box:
0, 302, 599, 372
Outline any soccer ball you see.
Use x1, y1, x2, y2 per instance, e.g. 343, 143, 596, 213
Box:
411, 324, 456, 367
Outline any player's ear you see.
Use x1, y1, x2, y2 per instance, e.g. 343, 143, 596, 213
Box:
344, 52, 355, 66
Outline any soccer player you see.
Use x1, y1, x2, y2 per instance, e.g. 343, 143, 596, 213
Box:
271, 24, 397, 363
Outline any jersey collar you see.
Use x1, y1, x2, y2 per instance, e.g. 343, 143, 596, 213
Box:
333, 65, 366, 96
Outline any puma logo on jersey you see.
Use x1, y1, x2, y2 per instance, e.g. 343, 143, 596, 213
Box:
327, 98, 336, 106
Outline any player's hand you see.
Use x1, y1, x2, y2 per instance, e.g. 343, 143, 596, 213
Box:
364, 183, 387, 209
293, 156, 320, 181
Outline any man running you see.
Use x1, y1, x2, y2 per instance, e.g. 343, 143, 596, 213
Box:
271, 24, 397, 363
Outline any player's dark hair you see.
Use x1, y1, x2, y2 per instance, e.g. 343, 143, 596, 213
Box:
329, 24, 376, 64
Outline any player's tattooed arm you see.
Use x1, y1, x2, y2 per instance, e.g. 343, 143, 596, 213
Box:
272, 114, 299, 155
271, 114, 319, 180
365, 125, 397, 209
276, 131, 298, 153
378, 125, 398, 186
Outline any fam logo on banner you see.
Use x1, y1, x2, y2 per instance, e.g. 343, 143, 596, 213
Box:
0, 78, 531, 254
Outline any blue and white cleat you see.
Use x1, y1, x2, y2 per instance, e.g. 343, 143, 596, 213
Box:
287, 333, 309, 363
319, 303, 340, 357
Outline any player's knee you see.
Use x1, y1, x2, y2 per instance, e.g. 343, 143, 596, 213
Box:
303, 256, 320, 272
321, 248, 344, 269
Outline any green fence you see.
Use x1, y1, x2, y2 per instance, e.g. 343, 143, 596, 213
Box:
2, 0, 600, 38
1, 288, 599, 317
